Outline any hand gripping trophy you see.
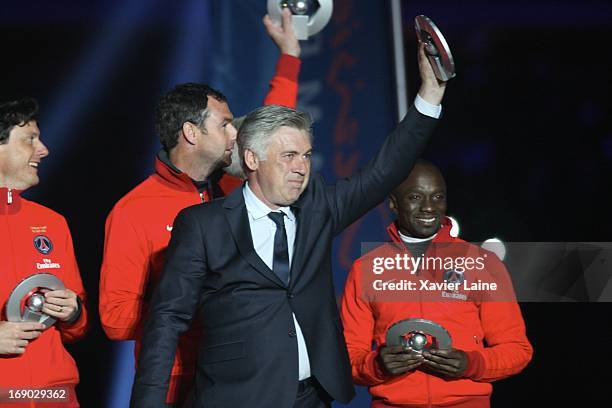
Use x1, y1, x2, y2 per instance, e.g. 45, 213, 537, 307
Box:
415, 15, 456, 82
268, 0, 333, 40
6, 273, 66, 329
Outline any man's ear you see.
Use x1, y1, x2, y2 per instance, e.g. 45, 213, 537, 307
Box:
181, 122, 198, 146
389, 195, 398, 215
244, 149, 259, 171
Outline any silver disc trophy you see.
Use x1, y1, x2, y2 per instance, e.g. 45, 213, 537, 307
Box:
6, 273, 65, 329
386, 318, 452, 353
415, 15, 456, 82
268, 0, 333, 40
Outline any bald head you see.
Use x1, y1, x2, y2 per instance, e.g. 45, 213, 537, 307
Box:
390, 160, 447, 238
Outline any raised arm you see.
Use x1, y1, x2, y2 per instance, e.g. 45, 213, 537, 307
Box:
328, 45, 446, 235
263, 8, 301, 108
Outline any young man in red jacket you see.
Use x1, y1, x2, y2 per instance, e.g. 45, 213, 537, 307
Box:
99, 10, 301, 405
340, 160, 532, 408
0, 98, 88, 407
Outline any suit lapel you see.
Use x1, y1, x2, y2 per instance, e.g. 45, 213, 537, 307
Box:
223, 187, 286, 288
288, 192, 315, 290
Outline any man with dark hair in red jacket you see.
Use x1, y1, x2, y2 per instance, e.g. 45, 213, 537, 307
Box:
0, 97, 88, 407
99, 9, 302, 405
341, 160, 532, 407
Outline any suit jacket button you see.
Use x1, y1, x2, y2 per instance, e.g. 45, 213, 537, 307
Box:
287, 292, 294, 299
288, 330, 297, 337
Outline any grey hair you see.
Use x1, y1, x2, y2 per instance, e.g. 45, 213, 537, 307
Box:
237, 105, 312, 172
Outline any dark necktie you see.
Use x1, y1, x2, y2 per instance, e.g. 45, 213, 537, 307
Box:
268, 211, 290, 285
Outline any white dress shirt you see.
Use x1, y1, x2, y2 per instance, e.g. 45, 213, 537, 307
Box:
243, 182, 312, 380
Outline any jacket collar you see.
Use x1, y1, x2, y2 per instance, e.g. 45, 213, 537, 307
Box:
0, 187, 23, 214
154, 149, 225, 193
154, 150, 195, 192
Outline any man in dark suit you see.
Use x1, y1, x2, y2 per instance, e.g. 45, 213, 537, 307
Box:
131, 45, 446, 407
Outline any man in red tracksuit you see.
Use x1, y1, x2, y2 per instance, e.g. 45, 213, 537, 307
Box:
340, 160, 532, 408
99, 10, 301, 405
0, 98, 88, 407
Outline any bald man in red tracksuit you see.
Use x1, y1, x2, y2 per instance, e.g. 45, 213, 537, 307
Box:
342, 220, 533, 407
99, 11, 302, 405
341, 161, 532, 408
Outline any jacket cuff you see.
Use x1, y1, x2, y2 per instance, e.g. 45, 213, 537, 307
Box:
276, 54, 301, 81
61, 296, 83, 326
462, 350, 486, 379
367, 351, 390, 383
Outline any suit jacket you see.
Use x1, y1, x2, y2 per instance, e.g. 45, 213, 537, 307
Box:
131, 105, 438, 407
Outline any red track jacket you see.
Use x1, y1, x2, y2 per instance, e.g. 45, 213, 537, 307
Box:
0, 188, 88, 407
340, 218, 533, 408
99, 54, 300, 403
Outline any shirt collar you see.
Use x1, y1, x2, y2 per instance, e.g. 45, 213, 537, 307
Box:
398, 229, 437, 243
243, 182, 295, 222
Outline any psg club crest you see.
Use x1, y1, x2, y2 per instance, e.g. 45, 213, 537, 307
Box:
443, 269, 464, 285
33, 235, 53, 254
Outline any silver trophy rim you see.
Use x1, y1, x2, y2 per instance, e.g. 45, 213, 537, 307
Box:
267, 0, 334, 37
6, 273, 65, 328
385, 318, 452, 350
415, 15, 456, 81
